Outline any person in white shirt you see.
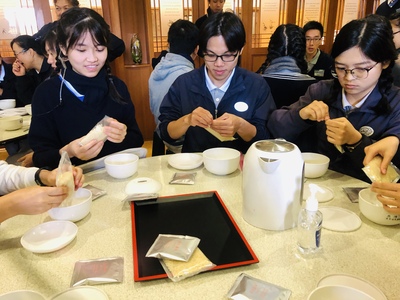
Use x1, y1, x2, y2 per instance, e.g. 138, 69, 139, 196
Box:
0, 161, 84, 223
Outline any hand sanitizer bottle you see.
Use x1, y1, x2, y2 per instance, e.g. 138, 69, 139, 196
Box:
297, 184, 323, 255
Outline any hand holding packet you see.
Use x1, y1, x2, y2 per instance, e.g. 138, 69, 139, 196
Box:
362, 156, 400, 183
79, 115, 111, 146
56, 151, 75, 207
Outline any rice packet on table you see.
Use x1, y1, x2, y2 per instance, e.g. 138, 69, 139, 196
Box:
56, 151, 75, 207
70, 256, 124, 287
160, 247, 215, 282
83, 184, 107, 200
79, 115, 111, 146
146, 234, 200, 261
169, 172, 196, 185
362, 156, 400, 183
227, 273, 291, 300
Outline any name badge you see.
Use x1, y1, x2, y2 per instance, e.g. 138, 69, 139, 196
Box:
314, 69, 325, 77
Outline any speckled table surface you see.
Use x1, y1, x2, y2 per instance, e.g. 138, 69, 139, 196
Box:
0, 155, 399, 299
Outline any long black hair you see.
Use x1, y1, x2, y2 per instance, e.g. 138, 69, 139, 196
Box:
256, 24, 307, 74
57, 7, 125, 103
329, 14, 397, 115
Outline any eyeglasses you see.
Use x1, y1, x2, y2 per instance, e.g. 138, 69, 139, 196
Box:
13, 49, 27, 57
305, 38, 322, 43
331, 62, 379, 80
203, 52, 239, 62
393, 30, 400, 35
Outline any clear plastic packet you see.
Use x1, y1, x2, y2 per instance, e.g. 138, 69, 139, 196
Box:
227, 273, 292, 300
56, 151, 75, 207
84, 184, 107, 200
342, 187, 365, 203
169, 172, 196, 185
160, 247, 215, 282
362, 156, 400, 183
146, 234, 200, 261
79, 115, 111, 146
70, 257, 124, 287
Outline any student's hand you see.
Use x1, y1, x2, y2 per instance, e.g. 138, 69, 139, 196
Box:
325, 117, 362, 146
299, 100, 330, 122
10, 186, 68, 215
212, 113, 241, 137
17, 152, 34, 167
103, 118, 127, 143
371, 182, 400, 214
12, 59, 26, 76
41, 166, 84, 189
61, 138, 104, 161
364, 137, 400, 174
187, 107, 213, 128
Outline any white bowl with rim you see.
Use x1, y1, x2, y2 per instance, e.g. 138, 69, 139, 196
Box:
0, 99, 16, 110
307, 285, 374, 300
358, 188, 400, 225
0, 116, 23, 131
48, 188, 92, 222
104, 152, 139, 179
302, 152, 330, 178
203, 147, 240, 175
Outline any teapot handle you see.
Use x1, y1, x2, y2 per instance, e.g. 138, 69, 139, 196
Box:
258, 157, 280, 174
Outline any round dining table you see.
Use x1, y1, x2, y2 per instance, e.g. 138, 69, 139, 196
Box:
0, 155, 399, 299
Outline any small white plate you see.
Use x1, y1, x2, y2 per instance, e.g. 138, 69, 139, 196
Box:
168, 153, 203, 170
20, 221, 78, 253
318, 274, 387, 300
0, 290, 46, 300
319, 206, 362, 232
125, 177, 162, 195
51, 286, 109, 300
303, 184, 334, 203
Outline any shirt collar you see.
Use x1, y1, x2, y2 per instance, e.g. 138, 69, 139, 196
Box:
0, 64, 4, 81
204, 65, 235, 93
341, 88, 372, 109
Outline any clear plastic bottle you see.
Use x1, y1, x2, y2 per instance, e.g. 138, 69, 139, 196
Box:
297, 184, 323, 255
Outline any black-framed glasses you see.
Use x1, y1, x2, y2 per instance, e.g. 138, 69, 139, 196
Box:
331, 62, 379, 80
13, 49, 27, 57
394, 30, 400, 35
203, 52, 239, 62
305, 37, 322, 43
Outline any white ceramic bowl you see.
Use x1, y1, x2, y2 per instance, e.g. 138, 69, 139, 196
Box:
104, 152, 139, 179
25, 104, 32, 115
0, 116, 23, 131
0, 290, 46, 300
202, 147, 240, 175
48, 188, 92, 222
302, 152, 330, 178
358, 188, 400, 225
308, 285, 374, 300
0, 99, 16, 110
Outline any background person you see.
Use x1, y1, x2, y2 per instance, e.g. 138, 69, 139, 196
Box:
376, 0, 400, 18
32, 0, 124, 62
195, 0, 225, 29
29, 7, 143, 169
389, 12, 400, 87
0, 52, 17, 100
268, 14, 400, 182
303, 21, 333, 81
149, 19, 199, 155
257, 23, 316, 108
159, 12, 275, 154
0, 161, 84, 223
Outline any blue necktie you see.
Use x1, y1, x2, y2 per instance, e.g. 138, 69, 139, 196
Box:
344, 105, 352, 113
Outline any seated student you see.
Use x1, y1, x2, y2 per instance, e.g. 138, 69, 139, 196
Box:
11, 35, 53, 106
303, 21, 333, 81
0, 53, 17, 100
32, 0, 124, 62
159, 12, 275, 154
257, 24, 317, 108
389, 12, 400, 87
267, 14, 400, 182
0, 161, 84, 223
376, 0, 400, 18
149, 19, 199, 155
364, 136, 400, 215
29, 7, 143, 169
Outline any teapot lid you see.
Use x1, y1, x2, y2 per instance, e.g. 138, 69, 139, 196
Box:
255, 140, 295, 153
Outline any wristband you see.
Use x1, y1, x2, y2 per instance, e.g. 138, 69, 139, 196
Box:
34, 167, 49, 186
